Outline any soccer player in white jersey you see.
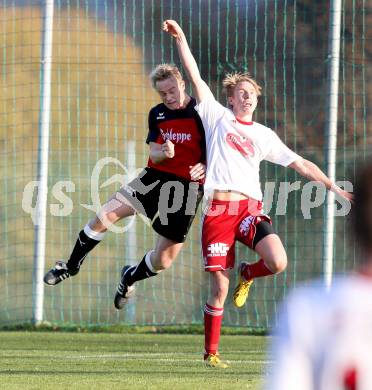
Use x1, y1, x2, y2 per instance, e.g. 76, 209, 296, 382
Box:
163, 19, 353, 368
267, 159, 372, 390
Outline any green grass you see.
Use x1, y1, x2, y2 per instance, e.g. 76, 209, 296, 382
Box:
0, 332, 269, 389
0, 323, 268, 335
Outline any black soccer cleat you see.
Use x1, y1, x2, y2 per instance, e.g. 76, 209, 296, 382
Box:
43, 260, 79, 286
114, 265, 136, 310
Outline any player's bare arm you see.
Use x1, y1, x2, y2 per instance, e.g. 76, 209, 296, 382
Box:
149, 139, 175, 163
289, 157, 353, 202
162, 20, 211, 103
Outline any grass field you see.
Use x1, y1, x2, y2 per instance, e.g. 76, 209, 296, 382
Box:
0, 331, 269, 389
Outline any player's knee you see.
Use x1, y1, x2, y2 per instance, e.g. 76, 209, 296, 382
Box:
211, 282, 229, 304
269, 252, 287, 274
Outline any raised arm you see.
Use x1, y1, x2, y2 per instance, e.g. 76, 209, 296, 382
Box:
163, 20, 212, 103
289, 157, 353, 202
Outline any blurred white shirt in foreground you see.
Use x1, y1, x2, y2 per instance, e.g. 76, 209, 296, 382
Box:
267, 274, 372, 390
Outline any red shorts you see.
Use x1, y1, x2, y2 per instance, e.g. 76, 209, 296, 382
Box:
201, 198, 271, 271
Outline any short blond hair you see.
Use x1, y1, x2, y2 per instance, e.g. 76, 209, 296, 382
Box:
222, 72, 262, 98
150, 63, 183, 88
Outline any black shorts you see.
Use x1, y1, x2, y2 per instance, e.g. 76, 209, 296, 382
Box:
121, 168, 203, 243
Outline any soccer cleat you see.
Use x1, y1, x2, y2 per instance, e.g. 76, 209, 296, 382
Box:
204, 354, 229, 369
114, 265, 136, 310
233, 261, 253, 308
43, 260, 79, 286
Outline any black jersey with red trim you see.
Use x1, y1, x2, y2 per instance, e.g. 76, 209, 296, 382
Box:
146, 97, 206, 181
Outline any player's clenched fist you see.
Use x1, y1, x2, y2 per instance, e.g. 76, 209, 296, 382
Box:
162, 20, 183, 38
161, 139, 175, 158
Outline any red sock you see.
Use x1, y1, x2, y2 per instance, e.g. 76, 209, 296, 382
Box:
204, 303, 223, 358
243, 259, 274, 280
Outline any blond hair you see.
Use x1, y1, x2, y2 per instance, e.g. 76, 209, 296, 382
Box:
222, 72, 262, 98
150, 63, 183, 88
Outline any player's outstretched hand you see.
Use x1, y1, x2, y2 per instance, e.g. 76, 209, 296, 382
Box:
189, 162, 206, 181
339, 189, 354, 203
162, 19, 183, 38
161, 139, 175, 159
331, 184, 354, 203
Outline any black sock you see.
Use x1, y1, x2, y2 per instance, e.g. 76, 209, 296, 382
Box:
125, 253, 158, 286
66, 230, 101, 272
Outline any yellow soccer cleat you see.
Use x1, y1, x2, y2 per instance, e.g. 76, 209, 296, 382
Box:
233, 261, 253, 308
204, 354, 229, 369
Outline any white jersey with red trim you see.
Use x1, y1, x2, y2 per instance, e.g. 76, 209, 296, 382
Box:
267, 275, 372, 390
195, 95, 299, 200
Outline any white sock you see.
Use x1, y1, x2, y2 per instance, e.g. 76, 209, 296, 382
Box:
83, 224, 105, 241
145, 250, 161, 273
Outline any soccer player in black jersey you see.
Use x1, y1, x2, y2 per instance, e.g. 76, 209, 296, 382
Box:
44, 64, 206, 310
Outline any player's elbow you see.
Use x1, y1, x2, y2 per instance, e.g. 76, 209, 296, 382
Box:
149, 153, 165, 165
290, 157, 309, 177
149, 156, 160, 164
